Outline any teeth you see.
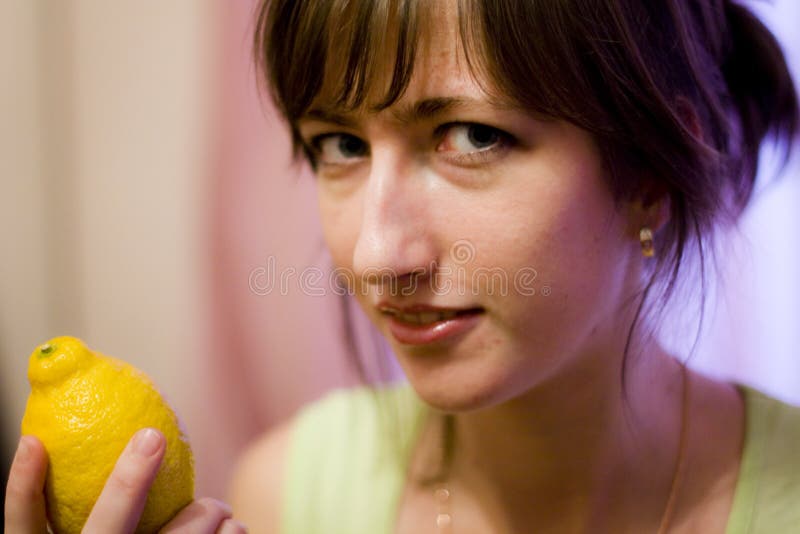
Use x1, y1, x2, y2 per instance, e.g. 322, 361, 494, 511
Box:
396, 310, 459, 325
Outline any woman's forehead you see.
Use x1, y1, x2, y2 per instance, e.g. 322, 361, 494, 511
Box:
312, 0, 496, 117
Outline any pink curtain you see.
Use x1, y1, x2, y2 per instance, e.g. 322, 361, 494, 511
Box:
193, 0, 361, 497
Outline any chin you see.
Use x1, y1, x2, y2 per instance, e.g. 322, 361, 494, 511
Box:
405, 365, 513, 414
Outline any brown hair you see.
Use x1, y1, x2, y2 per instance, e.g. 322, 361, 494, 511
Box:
253, 0, 798, 433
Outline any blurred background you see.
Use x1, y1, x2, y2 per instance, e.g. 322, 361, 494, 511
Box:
0, 0, 798, 513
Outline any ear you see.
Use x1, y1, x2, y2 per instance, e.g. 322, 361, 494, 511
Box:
623, 181, 671, 239
622, 95, 698, 239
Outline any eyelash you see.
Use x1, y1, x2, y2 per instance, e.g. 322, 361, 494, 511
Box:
304, 122, 515, 169
434, 122, 516, 166
434, 122, 513, 166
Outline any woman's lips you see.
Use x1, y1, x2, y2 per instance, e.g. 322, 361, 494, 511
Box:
384, 308, 484, 345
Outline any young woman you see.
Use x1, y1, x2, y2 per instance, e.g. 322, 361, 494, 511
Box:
5, 0, 798, 533
232, 0, 799, 532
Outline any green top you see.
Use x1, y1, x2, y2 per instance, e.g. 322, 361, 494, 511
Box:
725, 384, 800, 533
280, 381, 800, 533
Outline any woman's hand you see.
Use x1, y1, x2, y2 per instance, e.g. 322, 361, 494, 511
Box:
4, 430, 247, 533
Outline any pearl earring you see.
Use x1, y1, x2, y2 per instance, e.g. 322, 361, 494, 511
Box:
639, 227, 654, 257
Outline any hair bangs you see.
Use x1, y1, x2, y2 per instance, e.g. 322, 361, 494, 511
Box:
257, 1, 432, 152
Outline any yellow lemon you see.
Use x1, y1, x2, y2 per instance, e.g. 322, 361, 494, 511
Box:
21, 336, 194, 534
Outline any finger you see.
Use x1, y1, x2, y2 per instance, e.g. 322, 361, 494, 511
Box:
4, 435, 48, 534
159, 497, 233, 534
216, 518, 248, 534
83, 428, 166, 534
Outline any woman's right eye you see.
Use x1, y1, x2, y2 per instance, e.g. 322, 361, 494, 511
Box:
309, 133, 369, 165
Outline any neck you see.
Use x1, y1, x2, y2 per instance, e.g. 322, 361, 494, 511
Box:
419, 340, 689, 532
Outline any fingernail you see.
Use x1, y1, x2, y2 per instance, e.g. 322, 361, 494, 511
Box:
16, 435, 33, 463
131, 428, 162, 457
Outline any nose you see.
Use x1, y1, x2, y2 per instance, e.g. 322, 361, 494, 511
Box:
352, 153, 438, 291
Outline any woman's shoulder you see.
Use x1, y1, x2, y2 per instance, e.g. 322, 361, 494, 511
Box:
229, 381, 427, 534
738, 383, 800, 454
228, 417, 294, 534
727, 384, 800, 533
226, 386, 379, 527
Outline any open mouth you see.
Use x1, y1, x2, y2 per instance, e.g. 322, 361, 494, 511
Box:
383, 308, 484, 326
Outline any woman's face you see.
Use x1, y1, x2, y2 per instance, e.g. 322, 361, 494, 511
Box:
296, 5, 644, 411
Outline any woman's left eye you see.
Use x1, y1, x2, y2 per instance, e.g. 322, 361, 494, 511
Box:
436, 123, 512, 162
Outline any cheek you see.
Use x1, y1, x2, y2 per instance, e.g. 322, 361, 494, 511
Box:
458, 162, 629, 347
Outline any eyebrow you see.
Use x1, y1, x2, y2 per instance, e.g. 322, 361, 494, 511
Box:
391, 97, 472, 124
302, 96, 515, 127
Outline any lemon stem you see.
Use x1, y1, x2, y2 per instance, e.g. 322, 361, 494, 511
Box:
38, 343, 55, 357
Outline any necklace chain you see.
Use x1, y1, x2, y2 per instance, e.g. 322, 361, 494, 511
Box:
434, 363, 690, 533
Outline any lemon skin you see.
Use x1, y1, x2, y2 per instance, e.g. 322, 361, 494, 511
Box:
21, 336, 194, 534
